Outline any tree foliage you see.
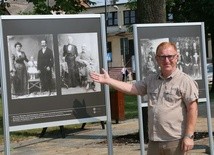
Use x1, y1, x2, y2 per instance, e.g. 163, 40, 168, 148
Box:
166, 0, 214, 33
0, 2, 9, 15
32, 0, 51, 14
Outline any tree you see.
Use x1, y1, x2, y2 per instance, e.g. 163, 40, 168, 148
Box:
32, 0, 52, 14
127, 0, 166, 23
0, 1, 10, 15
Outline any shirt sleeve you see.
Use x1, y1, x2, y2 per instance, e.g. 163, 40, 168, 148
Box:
182, 76, 199, 105
134, 79, 147, 96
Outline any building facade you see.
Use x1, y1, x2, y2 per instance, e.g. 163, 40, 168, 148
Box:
81, 3, 136, 71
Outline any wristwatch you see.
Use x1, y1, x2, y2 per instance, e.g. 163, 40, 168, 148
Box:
184, 134, 194, 139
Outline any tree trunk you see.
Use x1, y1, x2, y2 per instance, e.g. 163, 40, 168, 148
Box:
137, 0, 166, 23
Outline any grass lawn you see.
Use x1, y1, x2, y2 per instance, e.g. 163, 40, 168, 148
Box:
124, 95, 138, 119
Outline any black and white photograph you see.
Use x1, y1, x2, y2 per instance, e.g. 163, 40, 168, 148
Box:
140, 37, 202, 80
171, 37, 202, 80
7, 34, 57, 99
140, 38, 168, 79
58, 33, 101, 95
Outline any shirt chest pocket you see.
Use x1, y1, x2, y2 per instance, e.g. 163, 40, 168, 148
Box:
164, 87, 181, 105
148, 89, 159, 102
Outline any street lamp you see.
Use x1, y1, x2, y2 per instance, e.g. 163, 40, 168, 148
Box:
104, 0, 118, 38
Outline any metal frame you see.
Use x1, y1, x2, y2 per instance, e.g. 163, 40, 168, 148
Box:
0, 13, 11, 155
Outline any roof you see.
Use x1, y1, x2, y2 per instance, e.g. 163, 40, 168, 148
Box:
5, 0, 90, 15
5, 0, 33, 15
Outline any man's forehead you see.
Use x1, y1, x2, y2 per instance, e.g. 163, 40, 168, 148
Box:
156, 46, 177, 55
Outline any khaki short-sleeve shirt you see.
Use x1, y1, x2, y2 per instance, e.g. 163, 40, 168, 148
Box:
135, 68, 199, 141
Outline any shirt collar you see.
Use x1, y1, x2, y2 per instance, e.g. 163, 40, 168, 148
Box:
158, 68, 179, 80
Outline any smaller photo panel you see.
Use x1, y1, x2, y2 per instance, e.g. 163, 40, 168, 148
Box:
170, 37, 202, 80
58, 33, 101, 95
7, 34, 57, 99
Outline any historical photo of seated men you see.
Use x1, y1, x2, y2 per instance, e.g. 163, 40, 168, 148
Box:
58, 33, 101, 95
7, 34, 57, 99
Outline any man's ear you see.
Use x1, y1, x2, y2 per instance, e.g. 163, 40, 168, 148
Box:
176, 54, 180, 60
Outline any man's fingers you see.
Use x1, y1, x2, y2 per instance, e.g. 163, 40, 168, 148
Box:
90, 72, 101, 81
102, 68, 107, 74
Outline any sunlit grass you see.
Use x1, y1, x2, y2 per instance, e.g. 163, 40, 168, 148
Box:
124, 95, 138, 119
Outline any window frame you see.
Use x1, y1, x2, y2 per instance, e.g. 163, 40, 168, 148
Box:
123, 10, 136, 25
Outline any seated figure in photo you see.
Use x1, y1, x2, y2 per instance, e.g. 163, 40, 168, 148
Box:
76, 44, 96, 91
28, 56, 39, 80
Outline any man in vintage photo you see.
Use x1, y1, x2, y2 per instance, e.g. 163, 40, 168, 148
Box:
181, 42, 193, 74
63, 36, 79, 87
37, 39, 54, 95
76, 44, 95, 90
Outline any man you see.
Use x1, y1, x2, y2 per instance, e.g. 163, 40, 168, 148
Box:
181, 42, 193, 74
121, 66, 128, 82
37, 39, 54, 94
63, 36, 79, 87
90, 42, 198, 155
192, 40, 200, 78
76, 44, 95, 90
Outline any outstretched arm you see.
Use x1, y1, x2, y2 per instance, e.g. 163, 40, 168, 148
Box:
90, 69, 139, 95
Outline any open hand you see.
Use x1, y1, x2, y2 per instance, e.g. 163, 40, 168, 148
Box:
90, 68, 110, 84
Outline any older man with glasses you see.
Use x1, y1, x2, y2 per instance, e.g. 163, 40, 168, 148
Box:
90, 42, 199, 155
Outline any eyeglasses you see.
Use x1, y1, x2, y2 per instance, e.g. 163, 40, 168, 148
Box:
157, 54, 177, 61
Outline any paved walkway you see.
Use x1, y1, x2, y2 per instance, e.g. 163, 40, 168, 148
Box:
0, 118, 211, 155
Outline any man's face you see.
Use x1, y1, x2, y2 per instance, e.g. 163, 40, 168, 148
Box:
82, 45, 86, 52
41, 40, 47, 48
68, 36, 73, 44
155, 46, 178, 76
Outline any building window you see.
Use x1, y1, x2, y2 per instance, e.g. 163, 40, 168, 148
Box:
120, 38, 129, 55
129, 39, 134, 55
124, 10, 136, 25
107, 12, 118, 26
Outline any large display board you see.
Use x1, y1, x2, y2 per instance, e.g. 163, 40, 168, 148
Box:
0, 15, 107, 131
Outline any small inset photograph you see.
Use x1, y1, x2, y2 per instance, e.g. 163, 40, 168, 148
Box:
58, 33, 101, 95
